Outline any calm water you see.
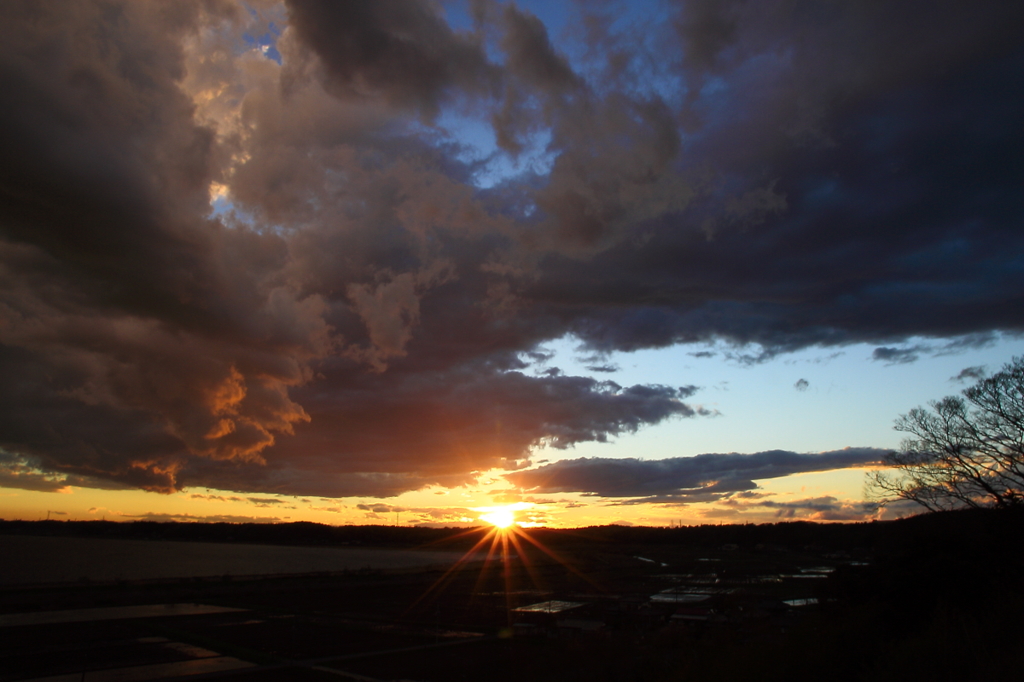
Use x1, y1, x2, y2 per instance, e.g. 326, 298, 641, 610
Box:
0, 603, 245, 627
0, 535, 466, 585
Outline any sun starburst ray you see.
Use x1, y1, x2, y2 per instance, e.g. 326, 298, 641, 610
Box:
504, 527, 546, 590
471, 526, 507, 595
515, 530, 603, 591
403, 526, 498, 614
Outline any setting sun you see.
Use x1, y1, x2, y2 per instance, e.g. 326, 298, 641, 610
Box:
474, 502, 535, 529
479, 507, 516, 528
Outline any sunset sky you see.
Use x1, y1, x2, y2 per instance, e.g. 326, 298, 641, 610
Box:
2, 1, 1023, 528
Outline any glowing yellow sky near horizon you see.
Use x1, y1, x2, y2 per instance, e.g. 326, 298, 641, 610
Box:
0, 466, 878, 528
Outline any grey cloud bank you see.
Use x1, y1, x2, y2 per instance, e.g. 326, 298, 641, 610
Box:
505, 448, 887, 498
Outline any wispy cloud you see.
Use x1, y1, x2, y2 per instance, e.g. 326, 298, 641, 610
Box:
121, 513, 282, 524
950, 365, 987, 383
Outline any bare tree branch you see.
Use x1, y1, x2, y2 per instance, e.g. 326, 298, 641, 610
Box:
867, 357, 1024, 510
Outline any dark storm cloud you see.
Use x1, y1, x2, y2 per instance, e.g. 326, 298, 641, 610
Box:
505, 448, 886, 498
283, 0, 496, 118
1, 1, 1022, 499
0, 1, 330, 492
499, 4, 579, 95
532, 0, 1024, 353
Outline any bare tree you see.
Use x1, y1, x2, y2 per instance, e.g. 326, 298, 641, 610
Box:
868, 357, 1024, 511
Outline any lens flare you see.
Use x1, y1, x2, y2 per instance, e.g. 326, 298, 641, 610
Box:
480, 508, 516, 528
474, 502, 533, 529
403, 501, 600, 621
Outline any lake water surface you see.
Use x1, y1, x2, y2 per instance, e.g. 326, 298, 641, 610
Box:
0, 535, 466, 585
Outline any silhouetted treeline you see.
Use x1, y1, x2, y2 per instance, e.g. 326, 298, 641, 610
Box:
0, 519, 475, 548
3, 508, 1022, 557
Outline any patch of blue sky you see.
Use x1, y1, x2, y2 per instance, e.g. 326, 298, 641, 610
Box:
240, 2, 283, 64
444, 1, 679, 101
209, 194, 233, 219
433, 107, 556, 189
441, 0, 476, 32
209, 195, 290, 237
432, 109, 497, 162
521, 332, 1024, 464
242, 25, 282, 64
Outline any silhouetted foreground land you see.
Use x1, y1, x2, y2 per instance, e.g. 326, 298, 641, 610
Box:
1, 509, 1021, 681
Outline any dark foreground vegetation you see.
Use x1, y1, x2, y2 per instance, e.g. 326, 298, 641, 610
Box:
1, 508, 1021, 681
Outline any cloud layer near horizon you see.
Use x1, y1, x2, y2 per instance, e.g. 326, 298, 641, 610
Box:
0, 1, 1022, 498
504, 447, 886, 500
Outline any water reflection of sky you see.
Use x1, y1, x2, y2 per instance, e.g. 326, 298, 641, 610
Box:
0, 603, 243, 628
512, 600, 584, 614
0, 535, 465, 586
